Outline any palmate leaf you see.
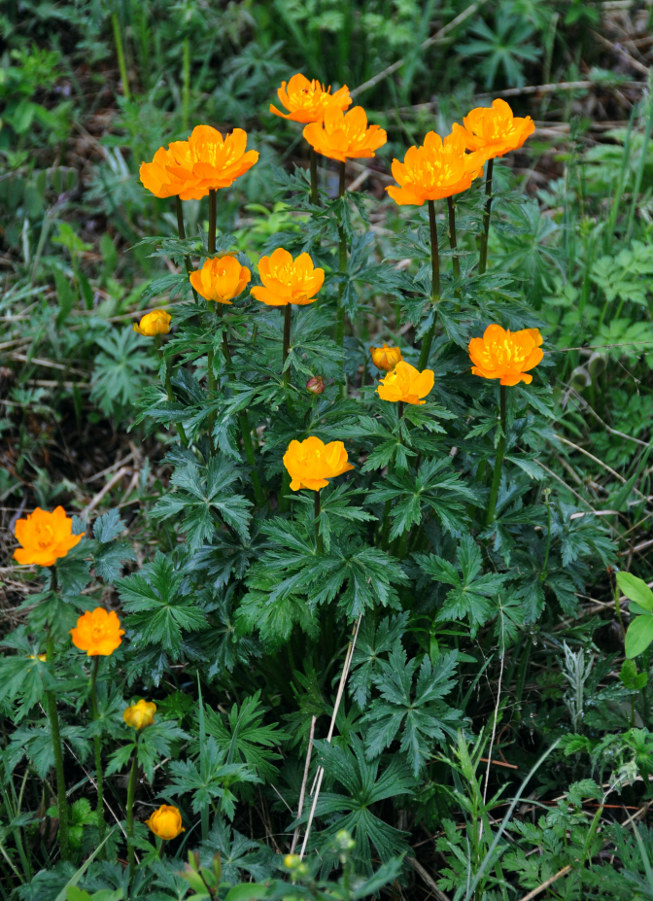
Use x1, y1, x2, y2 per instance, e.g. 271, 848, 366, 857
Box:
310, 544, 407, 619
350, 613, 410, 707
204, 691, 288, 781
117, 552, 207, 655
200, 818, 274, 884
363, 647, 462, 775
92, 508, 134, 584
152, 456, 252, 548
311, 735, 414, 871
417, 534, 509, 636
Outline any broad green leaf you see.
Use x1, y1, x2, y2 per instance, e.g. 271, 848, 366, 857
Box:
617, 572, 653, 612
625, 614, 653, 659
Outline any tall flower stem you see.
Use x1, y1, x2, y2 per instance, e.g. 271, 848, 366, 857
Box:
175, 197, 194, 282
219, 320, 266, 508
335, 162, 347, 349
126, 745, 139, 880
314, 491, 322, 553
478, 157, 494, 275
447, 196, 460, 281
111, 11, 130, 102
208, 189, 217, 255
310, 148, 319, 205
156, 337, 188, 446
182, 37, 190, 133
89, 656, 106, 852
45, 626, 70, 861
485, 383, 507, 526
417, 199, 440, 370
282, 305, 292, 387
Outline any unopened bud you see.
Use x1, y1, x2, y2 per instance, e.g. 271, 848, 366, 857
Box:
306, 376, 325, 395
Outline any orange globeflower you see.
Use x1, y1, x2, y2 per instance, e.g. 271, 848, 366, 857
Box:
387, 131, 485, 206
70, 608, 125, 657
133, 309, 171, 336
370, 343, 403, 371
303, 104, 387, 163
283, 436, 354, 491
270, 73, 352, 123
123, 699, 157, 730
173, 125, 259, 193
468, 324, 543, 386
377, 361, 435, 405
452, 99, 535, 160
145, 804, 184, 840
251, 248, 324, 307
190, 256, 251, 305
139, 142, 206, 201
13, 506, 84, 567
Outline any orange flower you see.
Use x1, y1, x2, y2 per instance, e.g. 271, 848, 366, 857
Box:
468, 324, 543, 386
145, 804, 184, 840
140, 127, 258, 200
283, 436, 354, 491
139, 143, 206, 201
123, 699, 157, 730
190, 256, 251, 305
452, 99, 535, 160
370, 344, 403, 371
13, 506, 84, 567
270, 73, 352, 123
377, 361, 435, 405
70, 608, 125, 656
133, 309, 171, 336
386, 131, 484, 206
303, 105, 387, 163
251, 248, 324, 306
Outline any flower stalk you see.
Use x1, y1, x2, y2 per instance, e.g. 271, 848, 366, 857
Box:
417, 199, 440, 370
175, 196, 195, 287
478, 157, 494, 275
335, 161, 347, 348
89, 656, 106, 851
156, 336, 188, 446
126, 744, 139, 879
111, 11, 130, 102
45, 624, 70, 861
447, 195, 460, 281
282, 305, 292, 386
310, 148, 319, 205
314, 490, 322, 553
486, 383, 507, 526
208, 188, 217, 255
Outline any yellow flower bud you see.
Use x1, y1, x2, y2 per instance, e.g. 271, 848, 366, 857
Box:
123, 698, 157, 730
145, 804, 184, 840
133, 309, 171, 336
370, 343, 403, 371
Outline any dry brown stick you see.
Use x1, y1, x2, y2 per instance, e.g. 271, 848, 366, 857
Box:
406, 856, 453, 901
290, 715, 317, 854
82, 467, 130, 517
518, 865, 573, 901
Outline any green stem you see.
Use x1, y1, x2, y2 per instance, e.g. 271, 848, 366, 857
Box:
175, 196, 195, 289
539, 489, 552, 581
310, 148, 319, 205
282, 304, 292, 386
447, 195, 460, 280
45, 629, 70, 861
335, 161, 347, 348
314, 490, 322, 553
111, 11, 130, 101
208, 189, 217, 255
89, 656, 106, 851
417, 199, 440, 370
478, 157, 494, 275
182, 36, 190, 133
157, 339, 189, 446
611, 570, 626, 641
219, 320, 266, 507
485, 383, 507, 527
279, 468, 291, 514
126, 747, 138, 880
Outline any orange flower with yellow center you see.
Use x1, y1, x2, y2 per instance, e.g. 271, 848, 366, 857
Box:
370, 344, 403, 371
139, 142, 207, 201
283, 436, 354, 491
133, 309, 171, 336
303, 104, 387, 163
190, 256, 251, 305
377, 361, 435, 405
251, 248, 324, 306
270, 73, 352, 123
13, 506, 84, 567
468, 324, 543, 386
387, 131, 485, 206
452, 99, 535, 160
145, 804, 184, 840
70, 608, 125, 657
123, 699, 157, 730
